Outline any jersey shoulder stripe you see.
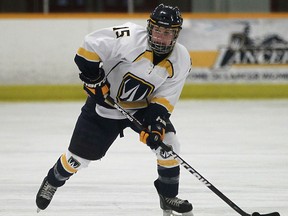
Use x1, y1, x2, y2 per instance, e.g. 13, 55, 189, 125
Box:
77, 47, 101, 62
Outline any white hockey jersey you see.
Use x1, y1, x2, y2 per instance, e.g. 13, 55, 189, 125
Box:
76, 22, 191, 119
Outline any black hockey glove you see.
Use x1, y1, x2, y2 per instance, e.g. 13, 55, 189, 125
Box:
140, 103, 168, 150
80, 67, 110, 104
140, 120, 166, 150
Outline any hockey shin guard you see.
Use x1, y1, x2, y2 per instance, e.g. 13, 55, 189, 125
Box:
155, 165, 180, 197
47, 152, 90, 187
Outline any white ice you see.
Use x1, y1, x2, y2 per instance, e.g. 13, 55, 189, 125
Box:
0, 100, 287, 216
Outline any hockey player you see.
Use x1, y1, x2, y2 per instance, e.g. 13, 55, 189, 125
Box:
36, 4, 193, 216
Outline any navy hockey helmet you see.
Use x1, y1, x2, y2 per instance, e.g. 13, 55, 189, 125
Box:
147, 4, 183, 55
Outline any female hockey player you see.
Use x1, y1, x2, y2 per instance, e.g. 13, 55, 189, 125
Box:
36, 4, 193, 216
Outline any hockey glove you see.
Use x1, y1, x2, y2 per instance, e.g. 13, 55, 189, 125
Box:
140, 121, 166, 150
80, 67, 110, 103
140, 103, 169, 149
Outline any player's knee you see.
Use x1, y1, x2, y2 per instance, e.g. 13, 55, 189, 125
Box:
47, 151, 91, 187
62, 150, 91, 172
155, 132, 180, 168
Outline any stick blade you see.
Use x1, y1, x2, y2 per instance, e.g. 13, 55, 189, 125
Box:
252, 212, 280, 216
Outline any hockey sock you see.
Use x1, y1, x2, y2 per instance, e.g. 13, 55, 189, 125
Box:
156, 165, 180, 197
47, 154, 78, 187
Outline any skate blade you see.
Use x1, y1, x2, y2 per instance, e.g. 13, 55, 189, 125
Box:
37, 208, 41, 213
182, 211, 194, 216
163, 210, 194, 216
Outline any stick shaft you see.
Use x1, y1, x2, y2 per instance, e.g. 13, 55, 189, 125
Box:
164, 146, 249, 216
105, 96, 249, 216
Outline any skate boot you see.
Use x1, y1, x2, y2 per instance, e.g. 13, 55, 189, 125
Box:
36, 177, 57, 212
154, 181, 193, 216
159, 194, 193, 216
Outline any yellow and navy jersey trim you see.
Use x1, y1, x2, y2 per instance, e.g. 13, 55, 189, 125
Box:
76, 47, 101, 62
74, 47, 102, 75
151, 97, 174, 114
134, 50, 174, 78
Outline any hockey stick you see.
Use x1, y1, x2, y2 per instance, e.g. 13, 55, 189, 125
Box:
104, 95, 280, 216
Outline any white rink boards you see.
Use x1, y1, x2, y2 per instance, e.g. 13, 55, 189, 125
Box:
0, 100, 287, 216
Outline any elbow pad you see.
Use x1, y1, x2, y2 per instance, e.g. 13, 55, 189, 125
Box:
74, 54, 102, 81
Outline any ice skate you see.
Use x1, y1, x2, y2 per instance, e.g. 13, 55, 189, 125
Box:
155, 181, 193, 216
159, 195, 193, 216
36, 177, 57, 212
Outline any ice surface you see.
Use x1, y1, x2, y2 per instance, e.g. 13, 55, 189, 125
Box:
0, 100, 287, 216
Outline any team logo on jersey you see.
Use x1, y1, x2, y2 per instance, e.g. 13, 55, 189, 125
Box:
117, 72, 154, 102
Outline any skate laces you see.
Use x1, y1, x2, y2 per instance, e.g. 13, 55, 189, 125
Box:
39, 181, 57, 200
165, 197, 185, 207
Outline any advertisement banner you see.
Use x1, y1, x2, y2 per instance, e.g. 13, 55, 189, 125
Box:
180, 17, 288, 83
